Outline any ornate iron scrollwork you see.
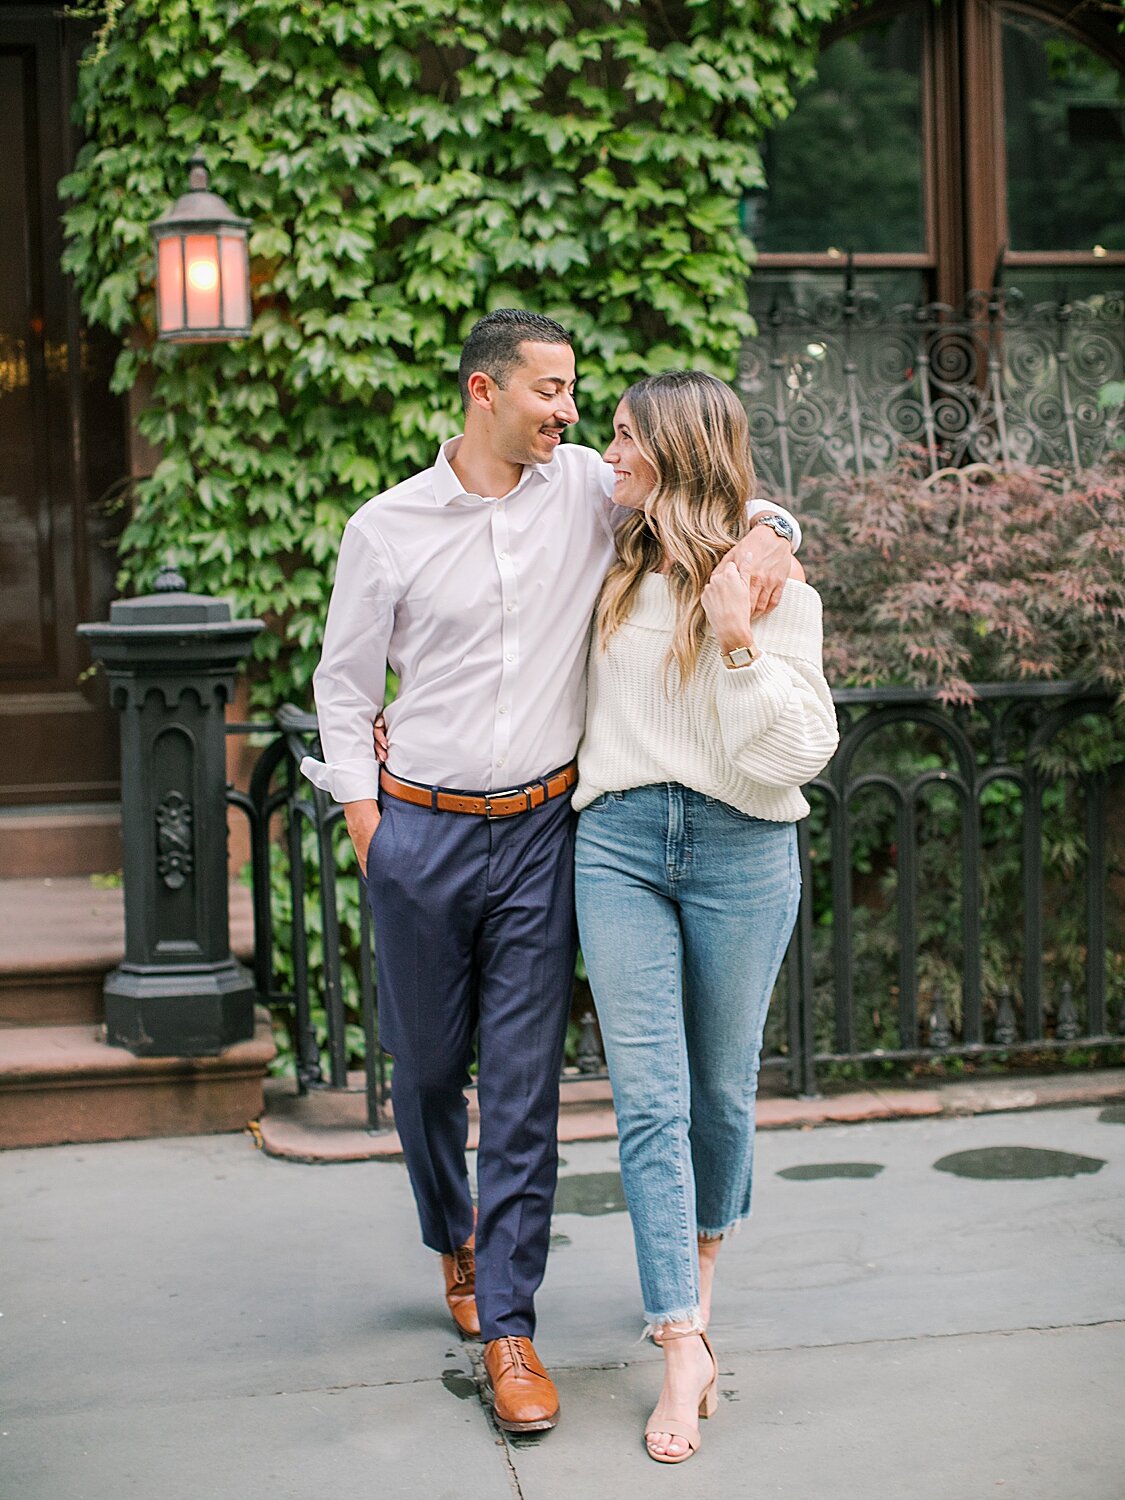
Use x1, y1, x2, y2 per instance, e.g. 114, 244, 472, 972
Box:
156, 791, 193, 890
740, 286, 1124, 496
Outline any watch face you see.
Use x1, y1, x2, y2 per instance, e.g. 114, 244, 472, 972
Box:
762, 515, 794, 541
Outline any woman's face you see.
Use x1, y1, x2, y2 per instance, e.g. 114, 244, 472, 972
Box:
603, 401, 658, 511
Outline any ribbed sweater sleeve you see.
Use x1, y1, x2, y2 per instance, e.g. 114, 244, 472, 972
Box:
713, 586, 840, 786
574, 577, 839, 820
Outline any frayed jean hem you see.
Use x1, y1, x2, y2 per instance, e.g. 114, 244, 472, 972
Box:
696, 1211, 751, 1241
640, 1307, 706, 1342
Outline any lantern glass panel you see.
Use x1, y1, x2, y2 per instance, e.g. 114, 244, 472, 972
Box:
183, 233, 222, 328
157, 237, 185, 335
219, 232, 250, 330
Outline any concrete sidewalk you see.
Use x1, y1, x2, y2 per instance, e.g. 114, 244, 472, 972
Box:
3, 1103, 1124, 1498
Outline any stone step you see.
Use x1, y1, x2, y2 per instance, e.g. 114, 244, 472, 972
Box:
0, 876, 256, 1028
0, 964, 106, 1028
0, 804, 122, 878
0, 876, 267, 1147
0, 1015, 275, 1149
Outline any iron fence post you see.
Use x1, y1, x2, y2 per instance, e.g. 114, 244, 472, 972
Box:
794, 817, 819, 1097
1085, 771, 1108, 1037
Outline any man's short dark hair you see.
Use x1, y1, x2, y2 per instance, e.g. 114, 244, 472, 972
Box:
458, 309, 573, 410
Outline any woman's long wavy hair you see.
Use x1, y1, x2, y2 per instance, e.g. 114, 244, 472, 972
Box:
595, 370, 756, 686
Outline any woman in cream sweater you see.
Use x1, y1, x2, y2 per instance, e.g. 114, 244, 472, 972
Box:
573, 371, 838, 1464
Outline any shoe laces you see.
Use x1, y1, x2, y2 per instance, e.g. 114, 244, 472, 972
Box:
496, 1336, 530, 1374
450, 1244, 473, 1287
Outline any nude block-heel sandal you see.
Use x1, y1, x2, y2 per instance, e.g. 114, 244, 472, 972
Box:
644, 1330, 719, 1465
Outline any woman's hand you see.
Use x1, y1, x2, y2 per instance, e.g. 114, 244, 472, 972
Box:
701, 558, 757, 656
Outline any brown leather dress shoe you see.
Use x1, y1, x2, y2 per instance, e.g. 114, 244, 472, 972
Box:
483, 1336, 560, 1433
440, 1239, 480, 1339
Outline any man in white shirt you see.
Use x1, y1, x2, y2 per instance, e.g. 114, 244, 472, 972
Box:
302, 310, 799, 1433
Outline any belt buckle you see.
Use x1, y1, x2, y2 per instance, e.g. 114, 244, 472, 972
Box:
485, 786, 531, 819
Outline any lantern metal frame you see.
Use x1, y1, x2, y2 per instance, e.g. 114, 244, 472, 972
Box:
151, 153, 252, 343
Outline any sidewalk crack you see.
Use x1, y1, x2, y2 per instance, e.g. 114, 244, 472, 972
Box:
727, 1317, 1125, 1359
464, 1344, 526, 1500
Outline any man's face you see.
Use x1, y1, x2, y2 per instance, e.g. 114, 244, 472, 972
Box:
486, 341, 579, 466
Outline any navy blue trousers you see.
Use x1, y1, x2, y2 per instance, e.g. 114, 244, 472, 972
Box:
363, 787, 578, 1341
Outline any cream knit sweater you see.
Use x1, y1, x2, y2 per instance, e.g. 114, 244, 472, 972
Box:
574, 575, 839, 820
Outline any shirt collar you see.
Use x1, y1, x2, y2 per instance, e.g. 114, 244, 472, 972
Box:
432, 435, 554, 507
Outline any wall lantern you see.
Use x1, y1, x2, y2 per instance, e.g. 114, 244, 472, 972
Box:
151, 153, 251, 342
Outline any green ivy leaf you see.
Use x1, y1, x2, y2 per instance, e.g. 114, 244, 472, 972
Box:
62, 0, 845, 715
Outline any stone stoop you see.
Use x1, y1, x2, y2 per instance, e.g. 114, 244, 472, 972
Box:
0, 1016, 275, 1149
0, 876, 273, 1149
0, 805, 123, 879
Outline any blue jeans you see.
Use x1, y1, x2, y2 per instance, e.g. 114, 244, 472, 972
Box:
575, 783, 800, 1327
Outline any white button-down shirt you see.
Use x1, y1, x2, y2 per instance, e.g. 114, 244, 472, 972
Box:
301, 436, 800, 800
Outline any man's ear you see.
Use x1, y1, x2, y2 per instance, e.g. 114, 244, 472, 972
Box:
465, 370, 495, 412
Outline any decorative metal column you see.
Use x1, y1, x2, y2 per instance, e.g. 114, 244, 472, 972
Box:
79, 567, 263, 1056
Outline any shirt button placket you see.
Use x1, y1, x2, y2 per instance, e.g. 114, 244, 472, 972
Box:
492, 505, 518, 784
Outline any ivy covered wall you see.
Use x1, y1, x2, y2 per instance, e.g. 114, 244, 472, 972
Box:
62, 0, 848, 700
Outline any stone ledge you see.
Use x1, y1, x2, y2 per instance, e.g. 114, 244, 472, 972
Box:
0, 805, 122, 879
0, 968, 106, 1028
258, 1073, 621, 1164
0, 877, 255, 1029
257, 1067, 1125, 1164
0, 877, 255, 976
0, 1012, 275, 1149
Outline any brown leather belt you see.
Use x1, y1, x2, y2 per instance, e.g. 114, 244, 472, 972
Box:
379, 762, 578, 819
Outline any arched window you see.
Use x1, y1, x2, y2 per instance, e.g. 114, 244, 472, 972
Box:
745, 0, 1125, 310
738, 0, 1124, 490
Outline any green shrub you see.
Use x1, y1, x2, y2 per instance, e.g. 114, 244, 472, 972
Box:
800, 454, 1125, 703
788, 457, 1125, 1073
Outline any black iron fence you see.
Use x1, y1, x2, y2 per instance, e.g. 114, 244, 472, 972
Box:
783, 681, 1123, 1096
227, 682, 1123, 1125
226, 707, 387, 1126
738, 284, 1124, 496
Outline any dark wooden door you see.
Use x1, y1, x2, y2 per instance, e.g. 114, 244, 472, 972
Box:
0, 7, 126, 805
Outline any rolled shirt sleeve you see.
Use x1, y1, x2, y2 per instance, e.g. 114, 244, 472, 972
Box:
300, 521, 396, 804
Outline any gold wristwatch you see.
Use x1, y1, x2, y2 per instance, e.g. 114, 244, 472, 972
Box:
721, 644, 759, 669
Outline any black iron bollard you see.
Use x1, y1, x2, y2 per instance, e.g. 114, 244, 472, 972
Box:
78, 566, 263, 1056
575, 1009, 605, 1074
994, 985, 1019, 1046
1054, 981, 1079, 1043
928, 987, 952, 1050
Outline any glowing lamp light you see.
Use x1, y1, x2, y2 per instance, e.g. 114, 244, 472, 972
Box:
151, 154, 251, 342
188, 258, 219, 292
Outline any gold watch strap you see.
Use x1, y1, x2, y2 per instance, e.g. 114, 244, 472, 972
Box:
721, 644, 759, 669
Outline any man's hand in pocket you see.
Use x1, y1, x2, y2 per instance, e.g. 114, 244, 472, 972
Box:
344, 799, 381, 877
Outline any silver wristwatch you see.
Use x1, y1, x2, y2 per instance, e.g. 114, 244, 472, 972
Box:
753, 513, 795, 544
